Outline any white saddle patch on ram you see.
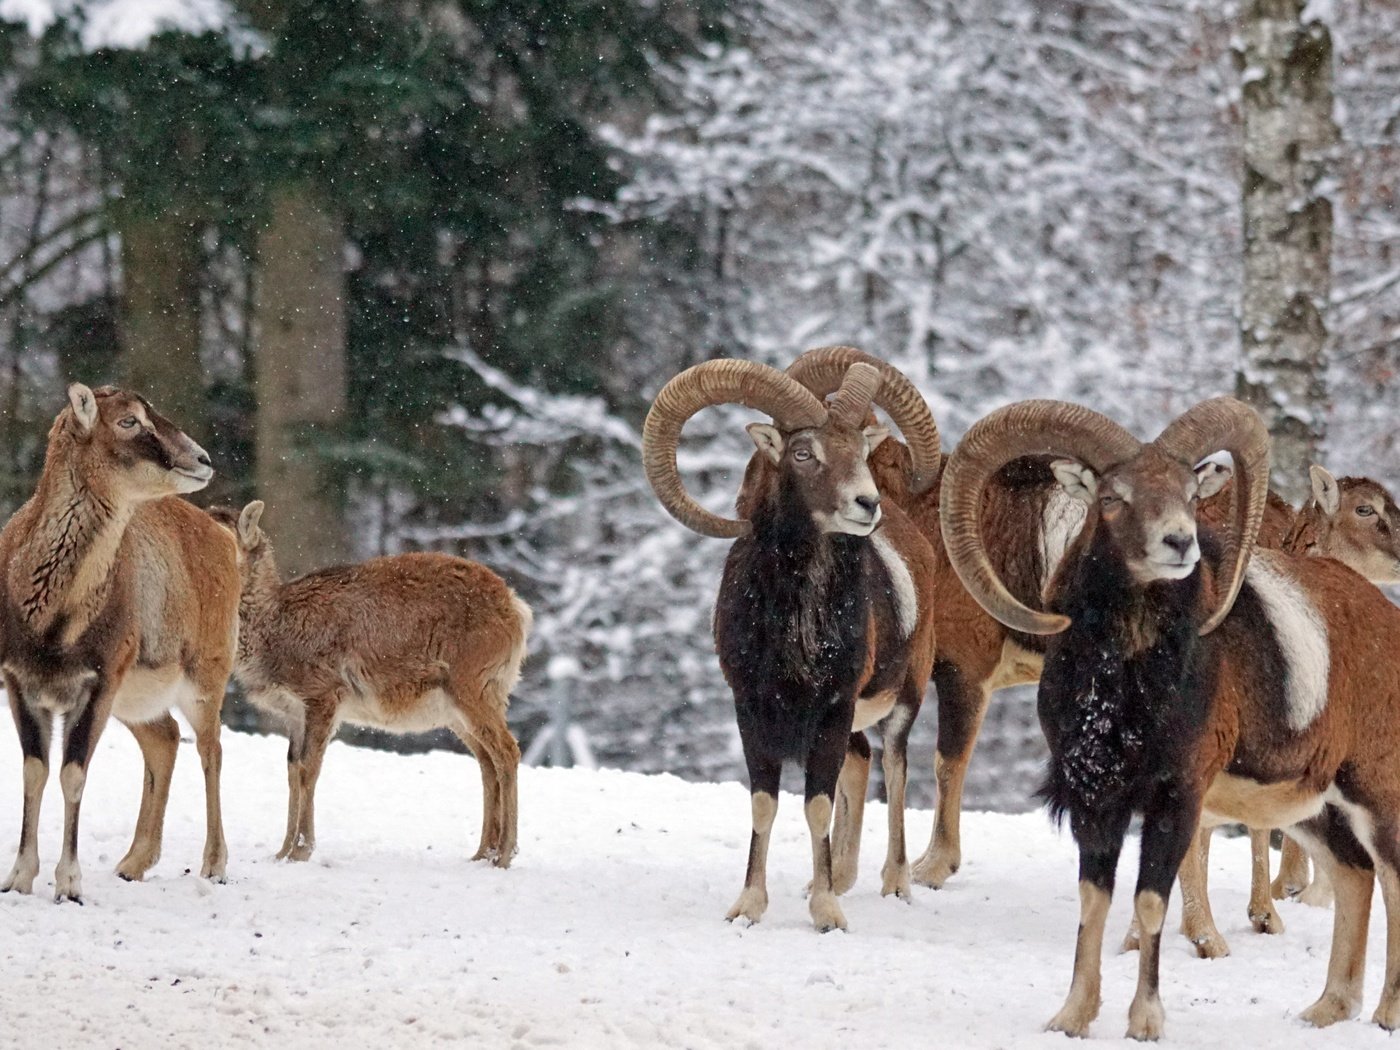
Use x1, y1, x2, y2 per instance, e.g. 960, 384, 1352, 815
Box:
1040, 487, 1088, 595
871, 531, 918, 638
1246, 549, 1330, 733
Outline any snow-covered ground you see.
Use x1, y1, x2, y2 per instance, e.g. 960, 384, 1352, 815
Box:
0, 728, 1391, 1049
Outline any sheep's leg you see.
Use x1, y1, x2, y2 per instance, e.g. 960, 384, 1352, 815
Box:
451, 662, 521, 866
2, 696, 51, 895
879, 699, 918, 900
1175, 825, 1230, 958
727, 754, 780, 925
1292, 811, 1371, 1027
190, 684, 229, 882
1248, 827, 1284, 934
469, 718, 520, 866
53, 690, 113, 903
1373, 857, 1400, 1029
913, 663, 992, 889
452, 722, 502, 861
1274, 834, 1311, 899
1298, 862, 1334, 907
287, 704, 336, 863
1047, 840, 1124, 1037
830, 733, 870, 896
1125, 792, 1199, 1041
277, 723, 306, 860
115, 714, 179, 881
804, 712, 851, 933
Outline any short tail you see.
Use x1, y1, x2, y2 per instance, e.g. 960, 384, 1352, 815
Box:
483, 591, 532, 713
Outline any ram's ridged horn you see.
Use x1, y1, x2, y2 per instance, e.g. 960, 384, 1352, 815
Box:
827, 362, 882, 426
939, 400, 1142, 635
786, 345, 941, 494
642, 359, 828, 537
1152, 397, 1271, 635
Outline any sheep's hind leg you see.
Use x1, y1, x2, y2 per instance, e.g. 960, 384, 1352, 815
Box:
912, 665, 991, 889
115, 715, 179, 881
1175, 825, 1230, 958
1291, 811, 1370, 1027
879, 699, 918, 900
830, 733, 870, 896
1248, 827, 1284, 934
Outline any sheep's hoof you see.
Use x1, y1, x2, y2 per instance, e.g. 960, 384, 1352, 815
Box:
725, 887, 767, 926
1250, 905, 1284, 935
1125, 996, 1165, 1042
1181, 916, 1229, 958
910, 849, 958, 889
1046, 995, 1099, 1038
808, 892, 847, 932
880, 862, 911, 901
1299, 992, 1359, 1028
1372, 997, 1400, 1030
1271, 874, 1303, 900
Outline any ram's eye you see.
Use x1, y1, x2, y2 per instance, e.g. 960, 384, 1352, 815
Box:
1099, 494, 1120, 508
118, 416, 139, 430
792, 447, 812, 462
1357, 505, 1376, 518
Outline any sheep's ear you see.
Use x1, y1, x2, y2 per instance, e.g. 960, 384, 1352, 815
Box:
67, 383, 98, 433
1309, 465, 1339, 515
862, 425, 890, 454
747, 423, 784, 465
238, 500, 265, 547
1051, 459, 1097, 503
1195, 459, 1233, 500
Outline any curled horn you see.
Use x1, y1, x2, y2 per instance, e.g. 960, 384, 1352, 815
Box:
642, 359, 828, 537
827, 362, 882, 425
1152, 397, 1271, 635
786, 345, 941, 493
939, 400, 1142, 635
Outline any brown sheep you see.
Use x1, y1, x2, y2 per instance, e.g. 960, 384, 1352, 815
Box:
0, 384, 237, 901
213, 501, 530, 865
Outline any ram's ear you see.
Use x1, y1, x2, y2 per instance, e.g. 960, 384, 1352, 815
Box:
1051, 459, 1098, 503
1310, 465, 1340, 515
747, 423, 784, 465
238, 500, 265, 548
862, 425, 890, 454
1195, 459, 1233, 500
67, 383, 98, 433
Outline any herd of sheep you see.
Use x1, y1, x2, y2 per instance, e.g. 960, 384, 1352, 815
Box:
2, 355, 1399, 1042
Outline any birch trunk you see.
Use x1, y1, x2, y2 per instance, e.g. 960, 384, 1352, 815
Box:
1236, 0, 1337, 505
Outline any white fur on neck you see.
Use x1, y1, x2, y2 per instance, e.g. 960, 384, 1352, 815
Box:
1040, 488, 1088, 595
871, 531, 918, 638
1246, 549, 1330, 733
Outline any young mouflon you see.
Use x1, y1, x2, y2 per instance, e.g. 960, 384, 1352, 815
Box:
213, 501, 530, 866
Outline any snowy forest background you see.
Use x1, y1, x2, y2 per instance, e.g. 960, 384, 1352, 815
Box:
0, 0, 1394, 810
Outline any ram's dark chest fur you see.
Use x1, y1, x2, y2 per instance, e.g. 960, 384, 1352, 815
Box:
715, 513, 881, 763
1037, 530, 1217, 849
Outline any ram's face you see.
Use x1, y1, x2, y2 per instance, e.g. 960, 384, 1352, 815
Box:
1053, 446, 1232, 584
747, 420, 890, 536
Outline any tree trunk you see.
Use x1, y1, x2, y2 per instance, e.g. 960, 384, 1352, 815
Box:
118, 204, 206, 437
1236, 0, 1337, 506
253, 182, 351, 576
